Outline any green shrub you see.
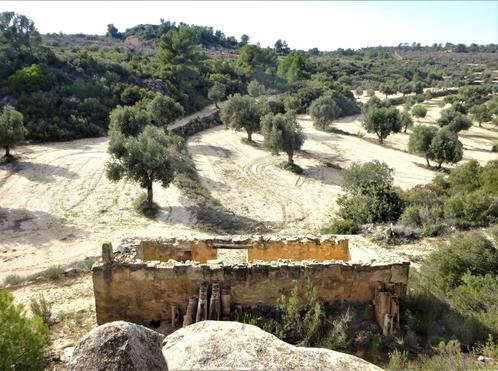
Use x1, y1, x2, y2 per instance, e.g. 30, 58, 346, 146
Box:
421, 232, 498, 293
327, 219, 360, 234
30, 295, 53, 326
444, 190, 498, 228
0, 290, 50, 370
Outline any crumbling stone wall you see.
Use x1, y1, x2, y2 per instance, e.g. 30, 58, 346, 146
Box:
137, 236, 349, 263
170, 111, 222, 138
93, 236, 409, 326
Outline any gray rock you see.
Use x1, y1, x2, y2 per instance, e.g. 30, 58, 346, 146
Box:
68, 321, 167, 371
162, 321, 382, 370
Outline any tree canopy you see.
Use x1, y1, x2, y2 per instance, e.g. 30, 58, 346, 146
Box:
147, 94, 184, 129
309, 95, 341, 129
429, 127, 463, 168
0, 105, 25, 157
408, 125, 438, 166
220, 94, 262, 141
362, 105, 402, 142
261, 112, 305, 165
107, 124, 178, 207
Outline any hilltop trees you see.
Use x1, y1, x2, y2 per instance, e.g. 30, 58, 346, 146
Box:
261, 112, 305, 167
220, 94, 261, 141
309, 95, 341, 129
277, 51, 311, 85
159, 25, 204, 110
0, 105, 25, 157
362, 103, 402, 143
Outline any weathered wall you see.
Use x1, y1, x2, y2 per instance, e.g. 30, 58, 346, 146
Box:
93, 259, 409, 325
170, 111, 222, 138
137, 236, 349, 264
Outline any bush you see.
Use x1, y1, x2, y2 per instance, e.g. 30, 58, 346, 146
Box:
30, 295, 53, 326
0, 290, 50, 370
421, 232, 498, 293
411, 104, 427, 118
327, 219, 360, 234
444, 190, 498, 228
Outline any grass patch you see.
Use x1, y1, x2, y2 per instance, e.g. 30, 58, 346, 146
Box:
281, 162, 303, 174
133, 193, 159, 218
1, 256, 98, 287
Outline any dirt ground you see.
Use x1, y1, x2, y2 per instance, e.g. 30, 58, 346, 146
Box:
0, 138, 207, 280
1, 99, 496, 279
334, 97, 498, 165
188, 116, 438, 236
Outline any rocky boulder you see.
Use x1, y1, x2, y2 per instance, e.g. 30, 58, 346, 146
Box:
162, 321, 382, 370
68, 321, 167, 371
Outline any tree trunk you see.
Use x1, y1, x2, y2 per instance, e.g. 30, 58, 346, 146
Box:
247, 131, 252, 142
5, 145, 10, 157
147, 184, 153, 205
437, 161, 443, 169
215, 101, 219, 110
425, 156, 431, 167
287, 152, 294, 166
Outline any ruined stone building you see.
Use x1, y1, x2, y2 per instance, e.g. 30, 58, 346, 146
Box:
92, 235, 409, 335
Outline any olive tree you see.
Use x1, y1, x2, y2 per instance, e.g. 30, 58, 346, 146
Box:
408, 125, 438, 166
362, 106, 402, 143
309, 95, 341, 129
261, 112, 305, 166
208, 82, 226, 109
400, 111, 414, 132
437, 108, 472, 132
411, 105, 427, 119
379, 81, 397, 99
220, 94, 261, 141
429, 127, 463, 169
147, 94, 184, 129
109, 105, 150, 137
107, 125, 177, 208
469, 104, 492, 127
0, 105, 25, 157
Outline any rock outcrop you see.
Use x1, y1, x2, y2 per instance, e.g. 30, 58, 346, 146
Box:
162, 321, 382, 370
68, 321, 167, 371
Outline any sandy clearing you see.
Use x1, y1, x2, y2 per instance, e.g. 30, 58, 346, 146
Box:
187, 115, 436, 236
0, 138, 207, 280
332, 97, 498, 165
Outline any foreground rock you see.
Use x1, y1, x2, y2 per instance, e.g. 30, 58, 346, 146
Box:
68, 321, 167, 371
162, 321, 381, 370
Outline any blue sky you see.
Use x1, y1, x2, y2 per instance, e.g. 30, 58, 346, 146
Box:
2, 1, 497, 50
